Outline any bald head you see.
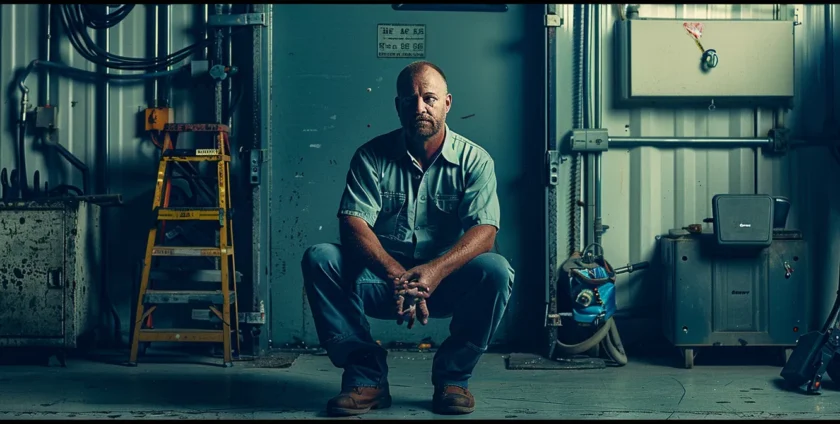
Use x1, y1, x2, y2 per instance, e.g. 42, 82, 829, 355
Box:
396, 61, 448, 96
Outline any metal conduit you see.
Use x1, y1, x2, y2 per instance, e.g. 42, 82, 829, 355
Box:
607, 136, 773, 149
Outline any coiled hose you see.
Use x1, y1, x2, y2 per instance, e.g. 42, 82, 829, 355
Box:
553, 317, 628, 366
554, 243, 630, 366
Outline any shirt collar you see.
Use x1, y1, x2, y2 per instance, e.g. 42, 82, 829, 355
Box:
390, 124, 459, 166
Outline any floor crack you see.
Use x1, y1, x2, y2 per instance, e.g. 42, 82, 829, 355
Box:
671, 377, 687, 406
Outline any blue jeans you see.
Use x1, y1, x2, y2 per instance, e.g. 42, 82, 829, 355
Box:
301, 243, 515, 391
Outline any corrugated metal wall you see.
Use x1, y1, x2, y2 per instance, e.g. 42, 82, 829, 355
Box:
1, 3, 838, 353
0, 4, 225, 344
584, 4, 840, 343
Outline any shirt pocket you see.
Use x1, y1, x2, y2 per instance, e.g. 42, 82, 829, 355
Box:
432, 194, 461, 214
375, 191, 407, 239
380, 191, 406, 215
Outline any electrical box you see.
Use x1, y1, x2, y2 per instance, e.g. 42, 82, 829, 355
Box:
615, 19, 795, 107
660, 231, 809, 362
35, 105, 58, 130
0, 200, 101, 350
145, 107, 173, 132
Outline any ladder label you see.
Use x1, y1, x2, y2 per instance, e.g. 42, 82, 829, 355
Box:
159, 210, 220, 220
196, 149, 218, 156
152, 247, 219, 256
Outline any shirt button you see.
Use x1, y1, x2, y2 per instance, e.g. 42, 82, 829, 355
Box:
414, 174, 421, 179
419, 195, 427, 202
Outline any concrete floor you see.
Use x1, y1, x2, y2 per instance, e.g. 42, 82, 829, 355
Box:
1, 348, 839, 420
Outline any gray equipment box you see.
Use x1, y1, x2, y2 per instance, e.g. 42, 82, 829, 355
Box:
712, 194, 774, 247
660, 231, 809, 368
0, 200, 101, 351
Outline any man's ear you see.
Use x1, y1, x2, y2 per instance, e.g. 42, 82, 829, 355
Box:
445, 93, 452, 113
395, 96, 400, 114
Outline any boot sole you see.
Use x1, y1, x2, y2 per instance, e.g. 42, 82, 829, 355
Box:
327, 396, 393, 416
433, 405, 475, 415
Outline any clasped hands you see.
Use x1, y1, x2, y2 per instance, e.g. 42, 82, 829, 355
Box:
392, 264, 442, 329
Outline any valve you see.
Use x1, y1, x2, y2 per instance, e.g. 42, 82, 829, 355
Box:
575, 289, 594, 307
702, 49, 719, 70
209, 64, 239, 81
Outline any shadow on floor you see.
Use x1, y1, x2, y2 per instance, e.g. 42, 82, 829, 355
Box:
628, 346, 789, 368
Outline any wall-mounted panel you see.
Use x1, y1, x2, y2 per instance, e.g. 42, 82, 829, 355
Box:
616, 19, 795, 106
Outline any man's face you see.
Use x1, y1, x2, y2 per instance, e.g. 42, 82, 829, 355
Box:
395, 67, 452, 139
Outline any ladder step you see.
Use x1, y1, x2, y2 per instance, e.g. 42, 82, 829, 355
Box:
151, 246, 230, 257
143, 290, 235, 305
138, 328, 227, 343
158, 207, 225, 223
162, 154, 230, 162
151, 269, 243, 283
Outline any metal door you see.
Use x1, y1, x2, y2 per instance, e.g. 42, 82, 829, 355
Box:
0, 209, 65, 339
269, 4, 546, 347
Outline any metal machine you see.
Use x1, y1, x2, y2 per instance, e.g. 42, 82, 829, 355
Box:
660, 194, 809, 368
0, 199, 102, 364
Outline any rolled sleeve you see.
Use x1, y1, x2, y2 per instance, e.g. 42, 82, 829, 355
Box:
337, 148, 380, 227
458, 157, 501, 231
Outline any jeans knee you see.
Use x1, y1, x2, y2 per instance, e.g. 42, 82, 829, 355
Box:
301, 243, 341, 286
471, 253, 515, 299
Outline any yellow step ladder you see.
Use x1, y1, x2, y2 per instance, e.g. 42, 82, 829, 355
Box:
128, 123, 241, 367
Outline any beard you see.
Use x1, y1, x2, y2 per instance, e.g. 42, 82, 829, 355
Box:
404, 116, 441, 138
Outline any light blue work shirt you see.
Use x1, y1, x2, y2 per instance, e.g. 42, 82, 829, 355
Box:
337, 124, 501, 261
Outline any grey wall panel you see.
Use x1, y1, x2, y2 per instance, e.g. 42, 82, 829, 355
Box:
589, 4, 840, 343
597, 4, 782, 321
784, 4, 840, 325
0, 4, 215, 343
269, 4, 546, 348
3, 3, 839, 354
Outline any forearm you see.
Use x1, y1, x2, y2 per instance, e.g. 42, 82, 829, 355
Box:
428, 224, 497, 279
339, 215, 405, 280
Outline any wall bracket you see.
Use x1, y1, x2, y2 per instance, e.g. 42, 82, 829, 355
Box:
545, 13, 562, 27
569, 128, 610, 152
208, 13, 267, 27
546, 150, 561, 186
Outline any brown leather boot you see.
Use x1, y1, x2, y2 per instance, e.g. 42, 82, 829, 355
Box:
432, 385, 475, 415
326, 386, 392, 416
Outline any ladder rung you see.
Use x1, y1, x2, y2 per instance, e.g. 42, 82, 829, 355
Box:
162, 155, 230, 162
151, 246, 229, 257
138, 329, 226, 343
158, 208, 224, 222
143, 290, 235, 305
151, 269, 243, 283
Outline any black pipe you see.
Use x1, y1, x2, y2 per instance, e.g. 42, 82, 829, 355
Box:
44, 4, 52, 106
52, 142, 90, 195
826, 4, 835, 129
159, 4, 171, 106
214, 4, 224, 125
17, 90, 29, 200
223, 4, 234, 127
